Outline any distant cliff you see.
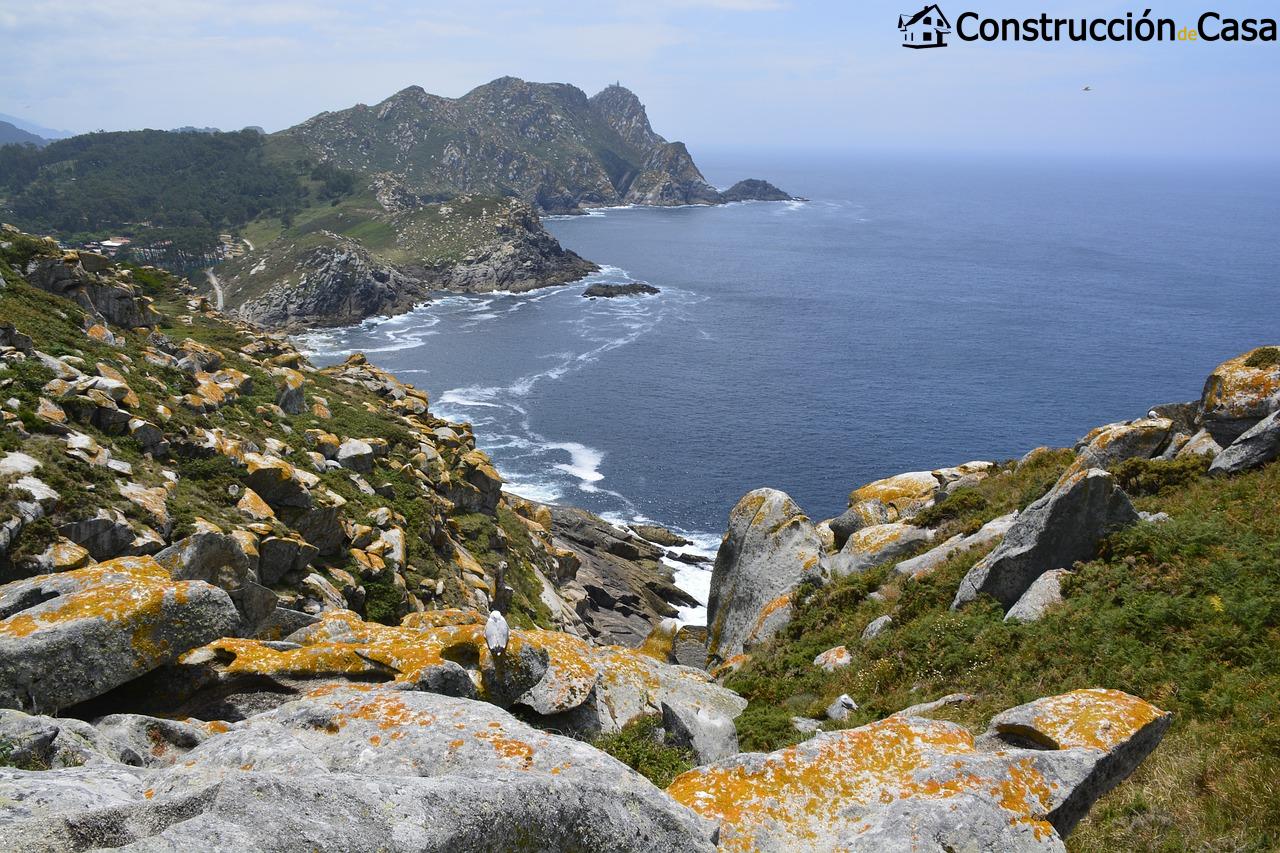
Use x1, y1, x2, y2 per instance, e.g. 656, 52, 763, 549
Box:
281, 78, 793, 214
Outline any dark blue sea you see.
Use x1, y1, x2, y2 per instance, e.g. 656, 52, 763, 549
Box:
298, 150, 1280, 618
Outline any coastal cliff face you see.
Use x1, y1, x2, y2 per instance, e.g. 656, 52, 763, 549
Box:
0, 223, 1246, 850
282, 78, 792, 214
223, 197, 595, 330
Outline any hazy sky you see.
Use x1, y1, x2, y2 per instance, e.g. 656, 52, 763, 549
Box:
2, 0, 1277, 158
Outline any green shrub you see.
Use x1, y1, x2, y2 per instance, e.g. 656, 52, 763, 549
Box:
912, 487, 989, 530
1111, 455, 1210, 497
592, 714, 695, 788
1244, 347, 1280, 369
362, 577, 403, 626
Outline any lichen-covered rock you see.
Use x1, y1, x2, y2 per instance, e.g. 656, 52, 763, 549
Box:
1209, 409, 1280, 475
830, 522, 933, 577
1, 687, 718, 852
0, 558, 238, 712
707, 489, 827, 667
846, 470, 941, 527
1005, 569, 1070, 623
1200, 346, 1280, 443
667, 689, 1170, 852
981, 688, 1173, 835
160, 611, 744, 738
895, 512, 1017, 578
662, 699, 739, 764
1176, 428, 1223, 460
1074, 416, 1173, 469
953, 469, 1138, 612
813, 645, 852, 672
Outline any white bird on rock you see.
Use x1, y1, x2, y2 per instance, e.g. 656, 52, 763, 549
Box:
485, 610, 510, 658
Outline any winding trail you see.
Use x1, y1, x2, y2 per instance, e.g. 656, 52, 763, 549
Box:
205, 269, 225, 311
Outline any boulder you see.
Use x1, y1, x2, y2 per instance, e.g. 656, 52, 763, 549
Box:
0, 709, 114, 768
1005, 569, 1071, 623
668, 689, 1170, 852
1074, 416, 1173, 469
0, 557, 238, 712
243, 453, 313, 509
0, 687, 718, 852
953, 469, 1138, 612
335, 438, 375, 473
56, 508, 139, 561
662, 699, 740, 764
845, 471, 940, 527
813, 645, 852, 672
1176, 428, 1224, 460
1200, 346, 1280, 444
980, 688, 1173, 835
671, 625, 709, 669
706, 489, 827, 667
257, 535, 318, 585
861, 614, 893, 641
894, 511, 1018, 578
829, 522, 932, 577
1209, 409, 1280, 475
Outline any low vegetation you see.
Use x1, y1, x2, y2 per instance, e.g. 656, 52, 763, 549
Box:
725, 454, 1280, 851
592, 714, 695, 788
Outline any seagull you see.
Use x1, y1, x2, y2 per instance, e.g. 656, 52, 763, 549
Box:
484, 609, 510, 658
1082, 86, 1093, 92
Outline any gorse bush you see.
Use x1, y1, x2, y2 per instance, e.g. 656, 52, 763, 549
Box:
592, 714, 695, 788
1243, 346, 1280, 369
1110, 455, 1211, 497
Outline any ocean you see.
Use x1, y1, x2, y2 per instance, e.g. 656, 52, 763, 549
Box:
297, 150, 1280, 621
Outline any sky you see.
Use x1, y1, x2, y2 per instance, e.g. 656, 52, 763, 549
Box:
1, 0, 1278, 159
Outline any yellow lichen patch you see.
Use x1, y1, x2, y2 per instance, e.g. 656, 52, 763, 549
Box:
1020, 688, 1168, 751
746, 592, 792, 643
474, 728, 536, 768
635, 619, 679, 662
710, 653, 751, 680
844, 523, 909, 555
0, 558, 179, 642
848, 472, 939, 516
328, 691, 437, 731
666, 716, 1055, 852
402, 609, 485, 629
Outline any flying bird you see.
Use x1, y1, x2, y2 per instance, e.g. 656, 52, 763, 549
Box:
1082, 86, 1093, 92
485, 610, 510, 658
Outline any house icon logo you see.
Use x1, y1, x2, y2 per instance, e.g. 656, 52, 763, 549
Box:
899, 4, 952, 48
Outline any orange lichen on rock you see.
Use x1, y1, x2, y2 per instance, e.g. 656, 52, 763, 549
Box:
668, 717, 992, 850
1201, 346, 1280, 420
0, 557, 182, 641
1017, 688, 1168, 751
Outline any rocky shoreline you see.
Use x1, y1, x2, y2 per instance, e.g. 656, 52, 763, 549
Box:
3, 223, 1275, 850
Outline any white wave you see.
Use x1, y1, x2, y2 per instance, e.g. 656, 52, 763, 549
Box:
437, 388, 504, 409
671, 563, 712, 626
503, 480, 563, 504
546, 441, 605, 486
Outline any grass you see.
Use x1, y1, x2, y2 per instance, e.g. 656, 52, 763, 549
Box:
723, 458, 1280, 851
